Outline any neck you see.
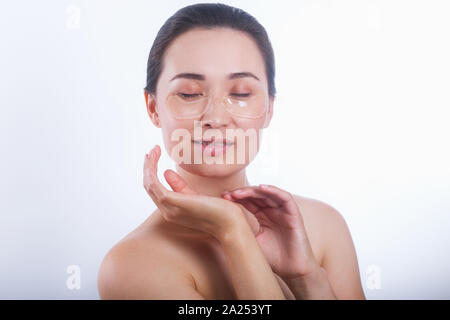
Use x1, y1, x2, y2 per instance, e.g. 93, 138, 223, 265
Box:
175, 165, 250, 197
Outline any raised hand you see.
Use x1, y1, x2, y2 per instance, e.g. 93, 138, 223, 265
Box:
143, 145, 259, 240
221, 185, 321, 280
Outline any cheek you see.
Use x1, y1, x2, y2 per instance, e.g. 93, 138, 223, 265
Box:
232, 117, 266, 146
160, 118, 194, 158
228, 118, 265, 161
233, 117, 266, 130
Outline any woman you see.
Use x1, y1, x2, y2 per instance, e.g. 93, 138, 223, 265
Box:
98, 3, 366, 300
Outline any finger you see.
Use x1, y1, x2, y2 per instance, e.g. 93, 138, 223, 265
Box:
164, 192, 238, 222
143, 145, 169, 202
233, 199, 275, 229
221, 192, 233, 201
164, 169, 197, 195
223, 191, 282, 226
159, 191, 199, 209
258, 184, 291, 201
229, 198, 260, 214
252, 197, 269, 208
143, 145, 160, 178
231, 188, 278, 207
226, 187, 279, 208
224, 185, 259, 194
223, 192, 272, 216
257, 184, 300, 215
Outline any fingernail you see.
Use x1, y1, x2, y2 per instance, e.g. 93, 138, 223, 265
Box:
259, 184, 269, 188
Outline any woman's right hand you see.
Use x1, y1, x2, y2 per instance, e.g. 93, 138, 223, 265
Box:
143, 145, 260, 241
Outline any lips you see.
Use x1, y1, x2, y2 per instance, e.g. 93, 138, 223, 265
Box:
192, 138, 234, 146
192, 138, 234, 157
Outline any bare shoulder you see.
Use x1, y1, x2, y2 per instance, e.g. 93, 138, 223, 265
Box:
292, 194, 349, 238
290, 194, 345, 265
97, 215, 204, 299
292, 194, 344, 222
292, 194, 366, 299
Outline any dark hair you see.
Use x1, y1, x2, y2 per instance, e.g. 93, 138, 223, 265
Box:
144, 3, 276, 98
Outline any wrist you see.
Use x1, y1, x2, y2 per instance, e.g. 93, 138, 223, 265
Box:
283, 267, 321, 286
283, 267, 337, 300
216, 209, 251, 245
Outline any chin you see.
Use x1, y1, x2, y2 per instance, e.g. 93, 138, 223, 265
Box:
179, 162, 248, 178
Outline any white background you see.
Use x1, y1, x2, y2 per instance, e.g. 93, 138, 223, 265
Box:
1, 0, 449, 299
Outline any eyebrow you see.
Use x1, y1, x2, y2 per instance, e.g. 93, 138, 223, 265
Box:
169, 72, 260, 82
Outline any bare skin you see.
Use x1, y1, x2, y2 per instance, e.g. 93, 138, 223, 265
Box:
97, 147, 365, 299
97, 27, 366, 299
98, 191, 364, 299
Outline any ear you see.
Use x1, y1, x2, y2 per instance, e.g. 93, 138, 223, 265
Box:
263, 95, 274, 128
144, 89, 161, 128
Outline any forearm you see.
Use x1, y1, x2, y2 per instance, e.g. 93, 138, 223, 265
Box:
283, 267, 337, 300
218, 219, 286, 300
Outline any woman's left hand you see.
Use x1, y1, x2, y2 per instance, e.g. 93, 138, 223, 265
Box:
221, 185, 321, 280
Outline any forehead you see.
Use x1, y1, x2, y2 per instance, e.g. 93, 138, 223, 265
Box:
160, 27, 266, 83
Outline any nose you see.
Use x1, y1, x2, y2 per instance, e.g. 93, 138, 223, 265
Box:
200, 96, 232, 128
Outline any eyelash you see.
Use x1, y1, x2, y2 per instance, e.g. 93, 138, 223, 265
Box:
178, 93, 251, 99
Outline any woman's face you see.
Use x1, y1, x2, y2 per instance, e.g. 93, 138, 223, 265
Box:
145, 27, 274, 177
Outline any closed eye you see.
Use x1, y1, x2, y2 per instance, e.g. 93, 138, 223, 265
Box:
177, 93, 203, 99
177, 93, 251, 99
231, 93, 251, 98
